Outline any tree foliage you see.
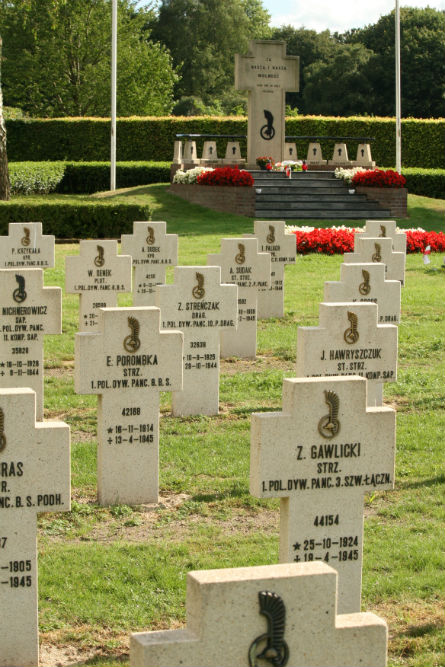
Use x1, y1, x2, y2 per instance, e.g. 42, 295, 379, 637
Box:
0, 34, 11, 200
151, 0, 271, 102
0, 0, 178, 117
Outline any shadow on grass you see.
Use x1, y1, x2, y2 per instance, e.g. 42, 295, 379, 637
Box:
399, 474, 445, 490
401, 621, 444, 638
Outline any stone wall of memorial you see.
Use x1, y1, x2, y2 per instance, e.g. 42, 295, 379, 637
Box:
356, 186, 408, 218
169, 184, 256, 217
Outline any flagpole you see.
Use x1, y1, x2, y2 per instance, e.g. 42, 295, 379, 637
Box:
395, 0, 402, 174
110, 0, 117, 191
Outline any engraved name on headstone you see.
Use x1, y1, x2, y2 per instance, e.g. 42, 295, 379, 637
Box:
0, 388, 70, 667
344, 235, 405, 285
121, 221, 178, 306
297, 302, 398, 407
208, 238, 271, 359
235, 40, 299, 166
324, 263, 401, 324
157, 266, 237, 416
75, 307, 183, 505
0, 268, 61, 420
245, 220, 296, 319
65, 240, 132, 331
131, 561, 388, 667
0, 222, 55, 269
250, 376, 395, 614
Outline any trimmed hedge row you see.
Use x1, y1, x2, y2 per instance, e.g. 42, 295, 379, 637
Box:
6, 116, 445, 168
8, 161, 170, 195
0, 203, 151, 239
401, 167, 445, 200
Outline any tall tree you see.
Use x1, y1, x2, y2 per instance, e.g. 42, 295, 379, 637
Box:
0, 0, 178, 117
341, 7, 445, 118
151, 0, 271, 101
0, 35, 10, 200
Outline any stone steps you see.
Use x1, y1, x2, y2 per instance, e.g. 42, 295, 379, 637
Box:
251, 170, 391, 220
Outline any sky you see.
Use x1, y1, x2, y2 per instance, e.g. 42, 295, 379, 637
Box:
262, 0, 445, 33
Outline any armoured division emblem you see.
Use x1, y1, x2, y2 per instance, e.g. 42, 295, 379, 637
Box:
266, 226, 275, 244
146, 226, 155, 245
372, 243, 382, 263
318, 390, 340, 439
344, 310, 359, 344
358, 269, 371, 296
123, 316, 141, 353
235, 243, 246, 265
260, 110, 275, 141
248, 591, 289, 667
0, 408, 6, 452
192, 272, 205, 299
13, 274, 27, 303
379, 225, 387, 237
94, 245, 105, 268
21, 227, 31, 247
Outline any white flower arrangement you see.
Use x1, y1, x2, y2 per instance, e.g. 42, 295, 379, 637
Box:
273, 160, 302, 171
173, 167, 213, 184
334, 167, 366, 185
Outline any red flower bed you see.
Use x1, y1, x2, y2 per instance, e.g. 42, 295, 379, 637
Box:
197, 167, 254, 187
352, 168, 406, 188
290, 228, 445, 255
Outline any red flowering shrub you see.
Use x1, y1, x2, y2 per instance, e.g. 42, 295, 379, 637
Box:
405, 230, 445, 253
290, 228, 445, 255
352, 169, 406, 189
196, 167, 254, 187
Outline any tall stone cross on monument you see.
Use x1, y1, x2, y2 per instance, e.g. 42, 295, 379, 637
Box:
235, 40, 299, 167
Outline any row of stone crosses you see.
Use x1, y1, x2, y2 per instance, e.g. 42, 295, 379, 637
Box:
0, 219, 406, 666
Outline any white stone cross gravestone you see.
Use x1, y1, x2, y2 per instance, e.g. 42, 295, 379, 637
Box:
156, 266, 237, 416
0, 222, 55, 269
0, 268, 61, 420
235, 40, 299, 166
358, 220, 407, 254
0, 388, 70, 667
296, 302, 398, 407
75, 307, 183, 506
250, 376, 395, 615
344, 236, 405, 285
208, 238, 271, 359
245, 220, 296, 318
130, 561, 387, 667
324, 263, 401, 324
121, 221, 178, 306
65, 240, 132, 331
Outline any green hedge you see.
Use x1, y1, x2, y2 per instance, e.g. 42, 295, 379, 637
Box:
0, 203, 151, 239
6, 116, 445, 168
8, 161, 170, 195
401, 167, 445, 200
57, 161, 170, 193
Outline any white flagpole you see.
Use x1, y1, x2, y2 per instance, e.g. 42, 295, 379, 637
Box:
110, 0, 117, 191
395, 0, 402, 174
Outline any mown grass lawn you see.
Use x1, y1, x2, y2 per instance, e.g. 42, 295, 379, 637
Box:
33, 189, 445, 665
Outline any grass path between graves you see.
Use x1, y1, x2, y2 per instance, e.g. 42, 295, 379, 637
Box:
36, 224, 445, 666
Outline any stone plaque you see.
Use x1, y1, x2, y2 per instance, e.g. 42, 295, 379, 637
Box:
0, 268, 61, 420
157, 266, 237, 416
0, 222, 55, 269
344, 236, 405, 285
75, 307, 183, 506
250, 376, 395, 614
0, 388, 70, 667
235, 40, 299, 166
131, 561, 387, 667
121, 221, 178, 306
324, 263, 401, 324
65, 240, 132, 331
296, 302, 398, 407
246, 220, 296, 318
208, 238, 271, 359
